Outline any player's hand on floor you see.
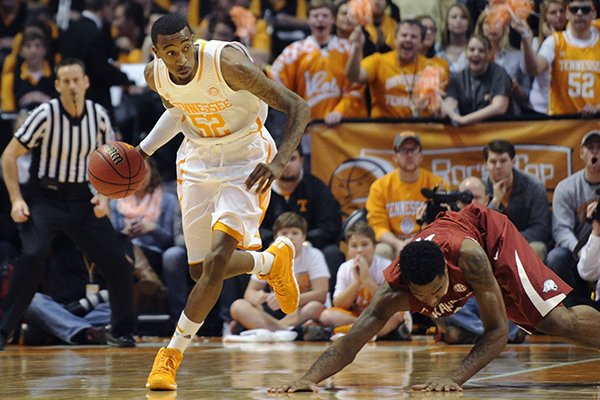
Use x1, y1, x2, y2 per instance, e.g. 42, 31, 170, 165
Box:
267, 378, 319, 393
412, 378, 463, 392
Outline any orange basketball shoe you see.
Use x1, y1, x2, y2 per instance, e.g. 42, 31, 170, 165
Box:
146, 347, 183, 390
258, 236, 299, 314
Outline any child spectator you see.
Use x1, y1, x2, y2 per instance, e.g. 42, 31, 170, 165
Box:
229, 212, 330, 333
319, 221, 411, 340
1, 27, 54, 114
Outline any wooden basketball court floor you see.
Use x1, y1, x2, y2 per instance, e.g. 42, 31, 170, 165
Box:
2, 335, 600, 400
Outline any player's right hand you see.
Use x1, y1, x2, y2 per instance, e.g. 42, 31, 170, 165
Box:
10, 199, 30, 223
267, 378, 320, 393
412, 378, 463, 392
245, 161, 283, 194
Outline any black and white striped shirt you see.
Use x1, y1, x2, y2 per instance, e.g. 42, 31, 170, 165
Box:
15, 98, 115, 184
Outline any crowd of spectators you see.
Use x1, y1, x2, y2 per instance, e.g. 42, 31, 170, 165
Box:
0, 0, 599, 346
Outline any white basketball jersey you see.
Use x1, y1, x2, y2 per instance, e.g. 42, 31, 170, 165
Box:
153, 40, 268, 140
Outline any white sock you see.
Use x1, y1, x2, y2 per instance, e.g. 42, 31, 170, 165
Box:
247, 251, 274, 275
167, 312, 203, 353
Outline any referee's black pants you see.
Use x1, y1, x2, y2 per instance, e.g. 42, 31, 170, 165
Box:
0, 184, 135, 337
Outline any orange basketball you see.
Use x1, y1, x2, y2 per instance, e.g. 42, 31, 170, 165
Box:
88, 141, 146, 199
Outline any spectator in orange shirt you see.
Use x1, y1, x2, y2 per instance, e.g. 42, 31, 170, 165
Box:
270, 0, 367, 124
346, 19, 449, 118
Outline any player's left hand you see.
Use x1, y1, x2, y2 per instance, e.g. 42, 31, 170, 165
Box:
245, 161, 283, 193
267, 377, 320, 393
412, 378, 463, 392
91, 194, 109, 218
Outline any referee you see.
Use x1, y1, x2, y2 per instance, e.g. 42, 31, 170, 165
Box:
0, 58, 136, 348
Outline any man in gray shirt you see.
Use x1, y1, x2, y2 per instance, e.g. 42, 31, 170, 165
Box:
547, 131, 600, 307
483, 140, 551, 260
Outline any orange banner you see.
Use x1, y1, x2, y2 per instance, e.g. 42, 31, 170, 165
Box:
310, 119, 600, 218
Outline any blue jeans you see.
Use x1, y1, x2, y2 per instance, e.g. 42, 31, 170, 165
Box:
443, 297, 522, 341
24, 293, 111, 344
161, 246, 189, 320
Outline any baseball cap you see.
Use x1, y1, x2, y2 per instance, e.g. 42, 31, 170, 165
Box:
581, 130, 600, 146
393, 131, 421, 150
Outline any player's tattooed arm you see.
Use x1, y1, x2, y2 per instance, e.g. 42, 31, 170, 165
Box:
269, 282, 409, 393
453, 239, 509, 385
220, 46, 310, 192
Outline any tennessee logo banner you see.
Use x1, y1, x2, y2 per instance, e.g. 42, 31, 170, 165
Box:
310, 119, 600, 218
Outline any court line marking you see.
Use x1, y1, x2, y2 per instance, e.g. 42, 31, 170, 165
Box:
469, 357, 600, 382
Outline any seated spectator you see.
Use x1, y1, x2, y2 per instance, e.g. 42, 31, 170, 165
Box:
260, 146, 344, 294
475, 9, 530, 115
21, 234, 109, 346
109, 158, 189, 322
514, 0, 600, 116
417, 15, 439, 58
484, 140, 552, 260
437, 3, 472, 72
112, 0, 146, 64
0, 0, 26, 73
366, 131, 447, 259
229, 212, 329, 333
319, 221, 411, 340
229, 0, 272, 67
253, 0, 309, 60
458, 176, 489, 207
364, 0, 397, 53
441, 35, 511, 126
576, 200, 600, 301
1, 28, 54, 114
346, 18, 449, 118
269, 0, 367, 126
524, 0, 567, 115
547, 130, 600, 308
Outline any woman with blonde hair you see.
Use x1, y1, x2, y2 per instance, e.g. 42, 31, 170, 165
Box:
437, 3, 472, 72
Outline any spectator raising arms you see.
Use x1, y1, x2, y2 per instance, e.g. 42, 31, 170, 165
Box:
269, 0, 367, 125
515, 0, 600, 116
346, 19, 449, 118
526, 0, 568, 115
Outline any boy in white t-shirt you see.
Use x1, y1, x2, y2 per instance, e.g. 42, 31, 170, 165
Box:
229, 212, 330, 332
319, 221, 412, 340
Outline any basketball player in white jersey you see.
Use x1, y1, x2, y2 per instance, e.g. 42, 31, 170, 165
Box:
139, 14, 310, 391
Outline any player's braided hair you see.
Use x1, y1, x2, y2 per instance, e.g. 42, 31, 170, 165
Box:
151, 13, 192, 45
399, 241, 446, 285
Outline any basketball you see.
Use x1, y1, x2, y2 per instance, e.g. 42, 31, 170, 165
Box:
88, 141, 146, 199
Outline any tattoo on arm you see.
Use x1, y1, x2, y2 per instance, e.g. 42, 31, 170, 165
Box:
458, 245, 495, 287
221, 48, 309, 163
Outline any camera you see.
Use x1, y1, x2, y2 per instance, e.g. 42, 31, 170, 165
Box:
588, 188, 600, 222
65, 289, 109, 317
417, 186, 474, 225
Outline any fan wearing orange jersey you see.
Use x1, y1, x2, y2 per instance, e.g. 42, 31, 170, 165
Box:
516, 0, 600, 116
269, 0, 367, 125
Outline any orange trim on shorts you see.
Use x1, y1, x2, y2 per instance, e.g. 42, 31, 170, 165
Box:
214, 46, 222, 82
213, 221, 243, 243
197, 42, 205, 82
